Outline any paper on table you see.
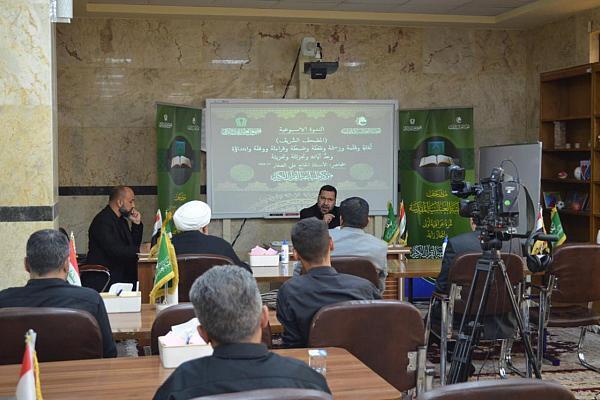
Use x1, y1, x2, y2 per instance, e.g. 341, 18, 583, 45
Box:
108, 283, 133, 294
250, 246, 278, 256
167, 318, 206, 345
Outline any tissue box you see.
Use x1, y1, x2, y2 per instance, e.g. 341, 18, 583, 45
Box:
249, 254, 280, 267
251, 265, 281, 277
100, 292, 141, 313
158, 336, 213, 368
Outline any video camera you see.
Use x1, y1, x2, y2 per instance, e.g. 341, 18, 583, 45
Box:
448, 165, 519, 242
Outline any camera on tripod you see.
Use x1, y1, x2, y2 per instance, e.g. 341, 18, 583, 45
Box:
448, 165, 519, 241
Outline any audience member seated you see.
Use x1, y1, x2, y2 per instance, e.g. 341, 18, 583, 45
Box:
87, 186, 143, 285
0, 229, 116, 358
171, 200, 251, 272
277, 218, 381, 348
431, 219, 523, 339
154, 265, 330, 400
300, 185, 340, 229
329, 197, 388, 293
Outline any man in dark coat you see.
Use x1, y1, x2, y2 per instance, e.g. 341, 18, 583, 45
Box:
299, 185, 340, 229
87, 186, 143, 286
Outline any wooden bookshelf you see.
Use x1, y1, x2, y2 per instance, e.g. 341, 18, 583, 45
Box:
539, 63, 596, 242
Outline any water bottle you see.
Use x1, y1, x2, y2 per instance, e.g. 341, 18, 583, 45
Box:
441, 236, 448, 256
596, 229, 600, 245
280, 240, 289, 264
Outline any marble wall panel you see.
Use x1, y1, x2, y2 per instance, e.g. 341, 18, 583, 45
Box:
0, 220, 57, 290
0, 105, 55, 206
0, 0, 53, 107
58, 126, 156, 186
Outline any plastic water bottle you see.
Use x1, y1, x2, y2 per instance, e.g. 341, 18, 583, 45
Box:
441, 236, 448, 256
280, 240, 289, 264
596, 229, 600, 245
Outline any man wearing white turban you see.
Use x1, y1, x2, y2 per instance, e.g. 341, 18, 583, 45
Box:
172, 201, 251, 272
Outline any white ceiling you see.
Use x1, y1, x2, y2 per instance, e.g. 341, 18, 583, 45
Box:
86, 0, 538, 16
80, 0, 600, 28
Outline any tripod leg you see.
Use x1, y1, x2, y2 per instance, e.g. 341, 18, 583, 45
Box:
498, 258, 542, 379
447, 256, 495, 384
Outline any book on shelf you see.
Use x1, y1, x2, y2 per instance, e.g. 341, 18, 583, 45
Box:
564, 191, 588, 212
580, 160, 591, 181
543, 191, 562, 209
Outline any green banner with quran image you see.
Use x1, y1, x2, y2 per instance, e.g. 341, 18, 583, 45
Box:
399, 108, 474, 259
156, 103, 202, 214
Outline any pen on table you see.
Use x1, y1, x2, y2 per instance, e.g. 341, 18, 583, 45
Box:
116, 289, 123, 296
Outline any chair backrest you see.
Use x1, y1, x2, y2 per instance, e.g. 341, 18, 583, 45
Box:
0, 307, 103, 365
330, 256, 380, 288
193, 388, 332, 400
447, 252, 525, 315
150, 303, 272, 355
308, 300, 424, 392
416, 378, 574, 400
79, 264, 111, 292
549, 243, 600, 303
177, 254, 236, 302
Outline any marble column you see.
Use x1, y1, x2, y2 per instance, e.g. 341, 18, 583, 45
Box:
0, 0, 59, 289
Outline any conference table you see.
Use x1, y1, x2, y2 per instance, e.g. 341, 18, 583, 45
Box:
137, 256, 442, 303
0, 348, 400, 400
109, 304, 283, 347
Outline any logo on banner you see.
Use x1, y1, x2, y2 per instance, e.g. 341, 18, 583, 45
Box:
159, 113, 173, 129
221, 117, 261, 136
355, 116, 367, 126
187, 115, 200, 131
448, 115, 470, 130
402, 117, 422, 132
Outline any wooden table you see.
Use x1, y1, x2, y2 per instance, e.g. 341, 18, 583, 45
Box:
138, 257, 442, 303
0, 348, 400, 400
109, 305, 283, 345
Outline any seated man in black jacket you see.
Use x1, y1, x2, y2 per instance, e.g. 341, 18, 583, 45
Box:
277, 218, 381, 348
0, 229, 117, 358
154, 265, 330, 399
171, 200, 250, 272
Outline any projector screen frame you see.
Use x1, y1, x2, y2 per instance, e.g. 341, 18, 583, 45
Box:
206, 98, 399, 219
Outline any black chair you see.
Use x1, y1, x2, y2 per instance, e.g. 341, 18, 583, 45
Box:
308, 300, 427, 396
193, 389, 332, 400
177, 254, 235, 302
0, 307, 103, 365
79, 264, 111, 292
416, 378, 574, 400
330, 256, 380, 289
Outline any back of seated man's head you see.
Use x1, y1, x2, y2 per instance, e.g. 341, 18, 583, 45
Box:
291, 217, 330, 266
340, 197, 369, 229
26, 229, 70, 278
190, 265, 262, 345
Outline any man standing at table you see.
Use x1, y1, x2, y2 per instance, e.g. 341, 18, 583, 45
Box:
300, 185, 340, 229
329, 196, 388, 294
87, 186, 143, 286
277, 218, 381, 348
0, 229, 117, 358
171, 200, 251, 272
154, 265, 330, 399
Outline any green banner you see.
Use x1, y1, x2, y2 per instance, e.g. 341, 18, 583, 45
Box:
156, 104, 202, 214
399, 108, 474, 259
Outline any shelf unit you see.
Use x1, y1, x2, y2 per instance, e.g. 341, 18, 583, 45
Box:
539, 63, 597, 242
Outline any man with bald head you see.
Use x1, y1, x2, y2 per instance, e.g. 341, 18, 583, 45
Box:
87, 186, 143, 285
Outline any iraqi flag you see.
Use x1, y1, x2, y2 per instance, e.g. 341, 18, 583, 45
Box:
66, 239, 81, 286
398, 201, 406, 239
16, 330, 42, 400
531, 206, 547, 255
151, 209, 163, 247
